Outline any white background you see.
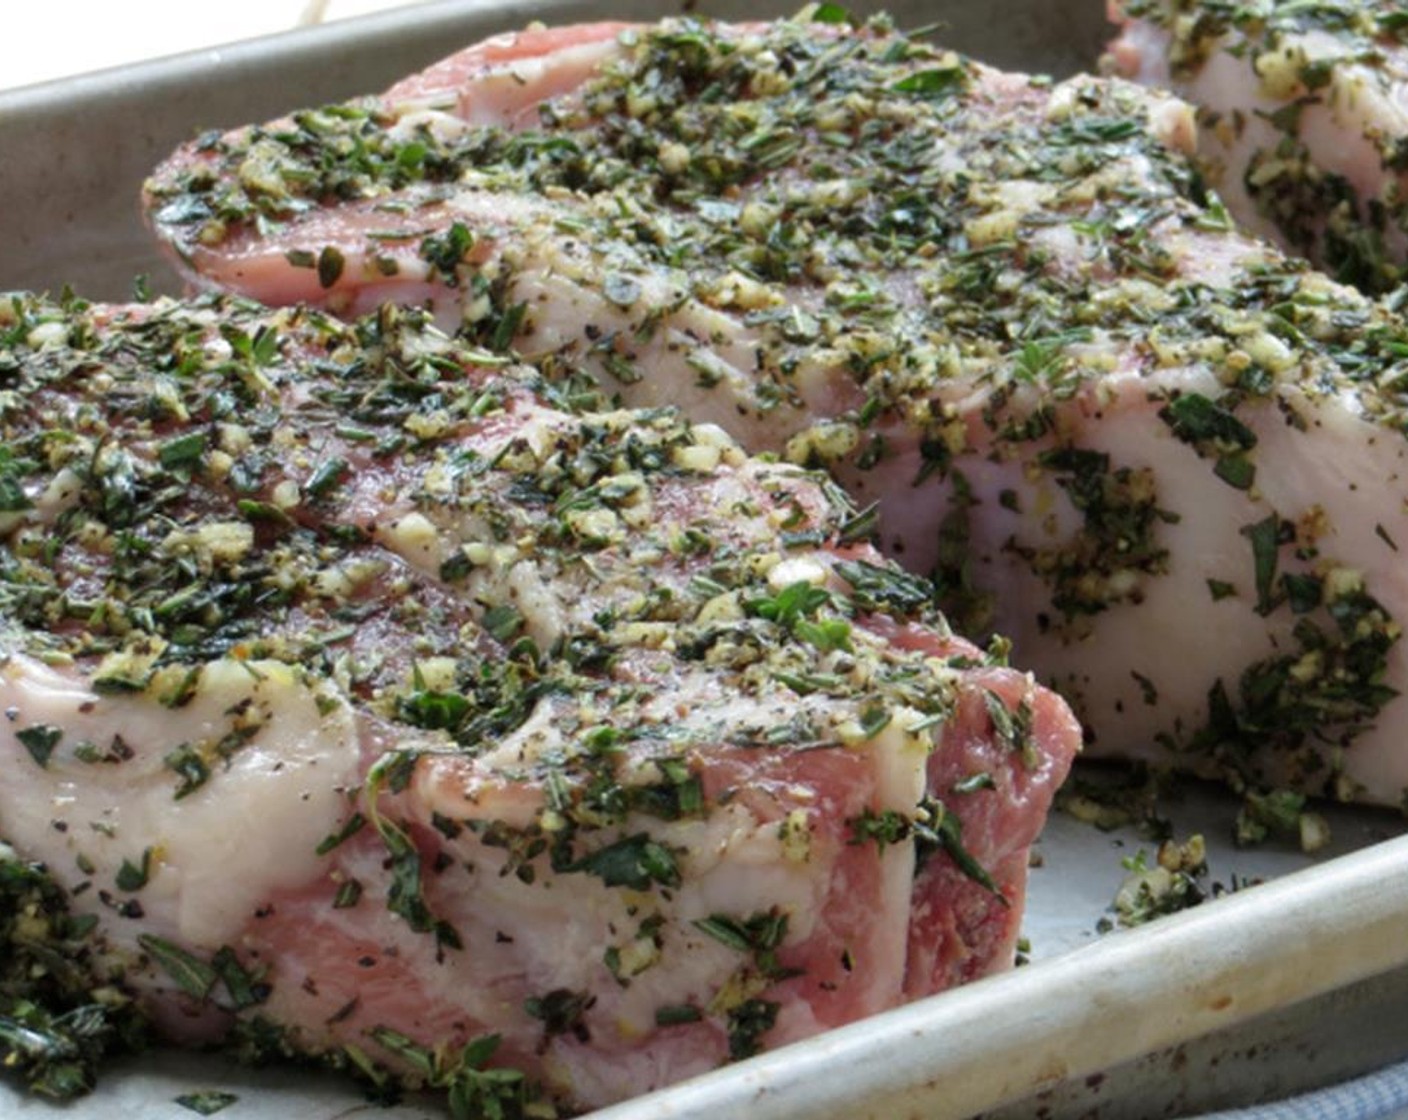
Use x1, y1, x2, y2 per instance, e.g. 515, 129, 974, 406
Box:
0, 0, 432, 91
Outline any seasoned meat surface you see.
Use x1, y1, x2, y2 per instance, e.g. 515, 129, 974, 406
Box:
1107, 0, 1408, 292
0, 293, 1079, 1109
144, 13, 1408, 808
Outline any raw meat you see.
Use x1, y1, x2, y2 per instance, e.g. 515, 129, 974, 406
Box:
1106, 0, 1408, 292
143, 12, 1408, 809
0, 292, 1079, 1109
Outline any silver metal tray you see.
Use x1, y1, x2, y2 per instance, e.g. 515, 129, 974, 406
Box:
3, 2, 1408, 1117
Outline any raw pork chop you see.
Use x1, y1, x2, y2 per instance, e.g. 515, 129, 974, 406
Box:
1107, 0, 1408, 292
0, 293, 1079, 1109
144, 13, 1408, 809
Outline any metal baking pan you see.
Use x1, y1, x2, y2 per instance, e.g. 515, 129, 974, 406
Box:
3, 2, 1408, 1117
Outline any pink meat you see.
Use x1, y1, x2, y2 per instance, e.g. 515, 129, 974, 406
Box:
384, 21, 633, 124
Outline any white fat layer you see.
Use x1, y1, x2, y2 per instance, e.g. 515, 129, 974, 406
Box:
0, 654, 361, 947
455, 719, 923, 1106
1124, 19, 1408, 264
402, 681, 929, 1080
939, 379, 1408, 803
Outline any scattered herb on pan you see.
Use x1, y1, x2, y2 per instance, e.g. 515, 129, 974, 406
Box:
174, 1090, 240, 1115
1099, 835, 1208, 931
